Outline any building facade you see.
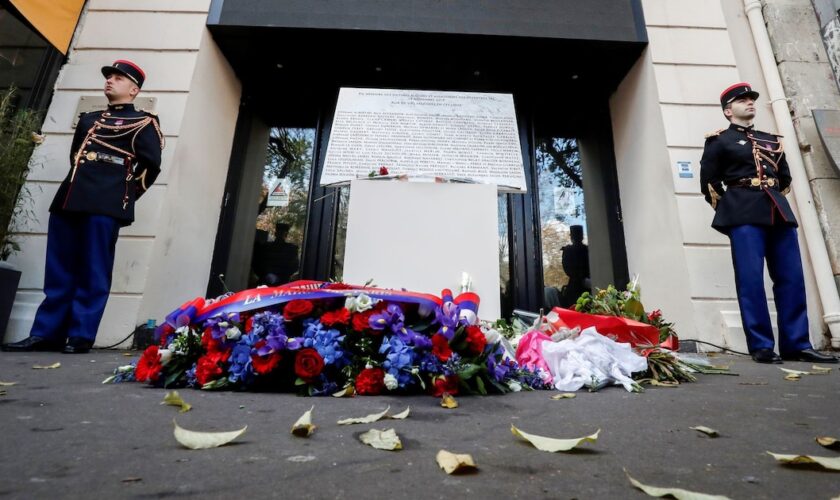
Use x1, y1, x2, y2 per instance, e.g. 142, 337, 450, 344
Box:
4, 0, 840, 351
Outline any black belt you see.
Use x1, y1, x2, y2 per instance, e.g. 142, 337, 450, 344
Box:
726, 177, 779, 189
84, 151, 127, 165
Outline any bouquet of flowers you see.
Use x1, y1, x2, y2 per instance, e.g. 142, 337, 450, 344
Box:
122, 282, 548, 397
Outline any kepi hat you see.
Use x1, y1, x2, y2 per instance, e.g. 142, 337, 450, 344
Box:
101, 59, 146, 88
720, 82, 759, 108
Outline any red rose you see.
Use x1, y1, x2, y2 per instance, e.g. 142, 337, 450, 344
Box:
251, 352, 282, 375
195, 355, 225, 385
245, 316, 254, 332
352, 310, 376, 333
284, 300, 314, 320
432, 375, 460, 397
325, 282, 353, 290
201, 328, 225, 353
379, 166, 389, 175
294, 348, 325, 380
355, 367, 385, 395
321, 308, 351, 327
135, 345, 162, 383
431, 334, 452, 361
465, 325, 487, 355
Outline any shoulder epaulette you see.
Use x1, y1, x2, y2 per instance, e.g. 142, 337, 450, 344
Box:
704, 128, 725, 139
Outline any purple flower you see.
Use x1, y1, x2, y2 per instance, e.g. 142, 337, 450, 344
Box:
252, 311, 288, 355
369, 304, 405, 333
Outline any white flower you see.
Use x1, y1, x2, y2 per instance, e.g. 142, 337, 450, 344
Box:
158, 349, 173, 365
365, 363, 373, 369
355, 293, 373, 312
507, 380, 522, 392
345, 293, 375, 313
225, 326, 242, 341
175, 325, 190, 336
483, 327, 501, 345
383, 373, 398, 391
410, 367, 419, 375
116, 364, 134, 373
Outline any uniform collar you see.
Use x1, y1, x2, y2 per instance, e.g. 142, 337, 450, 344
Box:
107, 103, 135, 112
728, 122, 754, 133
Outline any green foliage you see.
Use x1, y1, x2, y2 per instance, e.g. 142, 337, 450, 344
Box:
0, 88, 41, 260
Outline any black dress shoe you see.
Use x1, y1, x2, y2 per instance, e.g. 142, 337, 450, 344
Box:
62, 338, 94, 354
1, 336, 64, 352
781, 348, 839, 364
751, 349, 783, 364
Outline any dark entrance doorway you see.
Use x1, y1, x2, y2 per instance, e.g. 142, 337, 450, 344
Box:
206, 3, 645, 316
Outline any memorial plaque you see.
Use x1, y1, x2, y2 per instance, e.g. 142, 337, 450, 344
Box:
321, 88, 527, 192
813, 109, 840, 176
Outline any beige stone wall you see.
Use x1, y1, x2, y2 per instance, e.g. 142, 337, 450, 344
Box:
610, 0, 825, 350
6, 0, 241, 345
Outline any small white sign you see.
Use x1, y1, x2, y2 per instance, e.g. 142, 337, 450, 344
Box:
321, 88, 527, 192
266, 178, 290, 207
676, 160, 693, 179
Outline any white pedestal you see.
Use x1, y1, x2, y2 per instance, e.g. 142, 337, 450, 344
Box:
343, 180, 501, 320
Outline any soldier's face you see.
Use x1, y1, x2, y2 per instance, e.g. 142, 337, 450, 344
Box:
724, 96, 756, 121
104, 73, 139, 102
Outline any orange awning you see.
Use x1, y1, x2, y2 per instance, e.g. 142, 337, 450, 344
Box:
9, 0, 85, 54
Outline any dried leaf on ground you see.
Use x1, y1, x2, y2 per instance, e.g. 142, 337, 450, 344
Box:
784, 373, 802, 381
436, 450, 477, 474
626, 471, 731, 499
810, 365, 833, 374
780, 368, 810, 376
389, 407, 410, 420
690, 426, 719, 437
0, 390, 5, 396
173, 420, 247, 450
331, 386, 355, 397
338, 406, 391, 425
0, 381, 18, 386
551, 393, 576, 400
359, 428, 402, 451
441, 393, 458, 409
32, 362, 61, 370
767, 452, 840, 471
511, 425, 599, 452
816, 437, 840, 449
291, 406, 316, 437
161, 391, 192, 413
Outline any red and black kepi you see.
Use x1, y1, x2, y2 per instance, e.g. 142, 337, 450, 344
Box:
101, 59, 146, 88
720, 82, 759, 108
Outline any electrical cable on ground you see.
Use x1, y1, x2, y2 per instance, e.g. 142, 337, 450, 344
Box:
94, 330, 135, 350
679, 339, 749, 356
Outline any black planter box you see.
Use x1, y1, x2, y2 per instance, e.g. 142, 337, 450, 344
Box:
0, 264, 21, 340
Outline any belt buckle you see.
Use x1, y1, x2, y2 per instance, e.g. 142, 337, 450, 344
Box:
750, 178, 761, 187
767, 178, 776, 187
85, 151, 97, 161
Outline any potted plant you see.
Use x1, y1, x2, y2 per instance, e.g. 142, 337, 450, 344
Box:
0, 88, 42, 339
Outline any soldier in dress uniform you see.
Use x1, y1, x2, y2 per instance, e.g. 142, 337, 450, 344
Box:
700, 82, 836, 364
2, 60, 164, 354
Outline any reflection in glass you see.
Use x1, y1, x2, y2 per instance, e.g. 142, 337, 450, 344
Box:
536, 137, 589, 308
0, 7, 50, 104
498, 193, 512, 317
251, 128, 315, 286
332, 187, 351, 280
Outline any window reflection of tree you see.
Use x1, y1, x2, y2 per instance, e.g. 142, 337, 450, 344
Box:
536, 138, 585, 291
257, 128, 314, 257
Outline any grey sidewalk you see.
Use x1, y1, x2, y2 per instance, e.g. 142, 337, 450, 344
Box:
0, 351, 838, 499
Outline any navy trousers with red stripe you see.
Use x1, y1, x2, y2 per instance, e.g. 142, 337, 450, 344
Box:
728, 224, 812, 355
30, 212, 120, 343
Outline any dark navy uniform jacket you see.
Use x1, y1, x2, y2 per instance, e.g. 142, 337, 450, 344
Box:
50, 103, 164, 226
699, 123, 797, 234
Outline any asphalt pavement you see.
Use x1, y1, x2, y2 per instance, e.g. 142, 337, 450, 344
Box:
0, 351, 838, 499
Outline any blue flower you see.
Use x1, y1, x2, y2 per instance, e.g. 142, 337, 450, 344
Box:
252, 311, 288, 355
302, 319, 347, 367
228, 343, 254, 385
379, 335, 416, 388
